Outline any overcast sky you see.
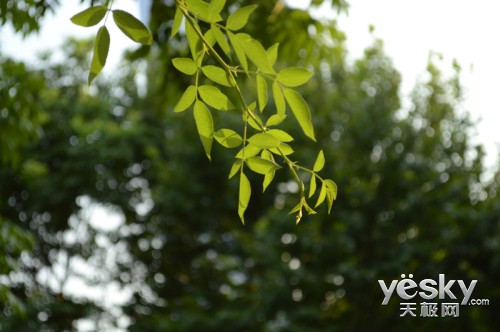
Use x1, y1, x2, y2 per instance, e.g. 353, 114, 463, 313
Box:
1, 0, 499, 173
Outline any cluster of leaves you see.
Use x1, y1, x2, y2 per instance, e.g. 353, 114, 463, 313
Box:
70, 2, 153, 84
72, 0, 337, 223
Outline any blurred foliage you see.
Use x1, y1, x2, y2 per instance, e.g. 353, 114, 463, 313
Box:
1, 0, 500, 331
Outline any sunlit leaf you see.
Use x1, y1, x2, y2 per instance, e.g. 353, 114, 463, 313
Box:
267, 43, 279, 66
185, 0, 213, 22
173, 85, 197, 113
203, 29, 217, 47
266, 114, 286, 127
228, 160, 243, 179
246, 156, 281, 175
309, 175, 317, 198
211, 25, 231, 57
235, 145, 261, 159
112, 10, 152, 45
272, 82, 286, 116
267, 129, 293, 142
228, 31, 248, 71
269, 143, 294, 156
235, 33, 275, 74
313, 150, 325, 172
172, 58, 197, 75
324, 179, 337, 213
238, 172, 251, 224
226, 5, 258, 31
198, 85, 234, 110
202, 65, 232, 87
248, 133, 281, 149
261, 150, 276, 192
171, 8, 183, 38
88, 26, 110, 85
70, 6, 107, 27
257, 75, 268, 112
193, 100, 214, 160
209, 0, 226, 22
276, 67, 312, 87
186, 19, 201, 60
315, 180, 327, 208
283, 88, 315, 141
214, 128, 243, 148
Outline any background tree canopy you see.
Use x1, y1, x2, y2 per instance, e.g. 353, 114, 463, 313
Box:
1, 1, 499, 331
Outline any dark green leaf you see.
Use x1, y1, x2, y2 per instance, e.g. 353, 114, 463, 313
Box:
112, 10, 152, 45
70, 6, 107, 27
88, 26, 110, 85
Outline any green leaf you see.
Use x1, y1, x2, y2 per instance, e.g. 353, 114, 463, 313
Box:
267, 43, 279, 66
112, 10, 152, 45
70, 6, 108, 27
193, 101, 214, 160
315, 180, 327, 208
203, 29, 217, 47
226, 5, 258, 31
88, 26, 110, 85
209, 0, 226, 22
272, 82, 286, 116
235, 145, 261, 159
324, 179, 337, 213
172, 58, 197, 75
198, 85, 234, 110
309, 175, 317, 198
256, 75, 268, 112
313, 150, 325, 172
211, 25, 231, 57
227, 31, 248, 71
283, 88, 315, 141
246, 157, 281, 175
173, 85, 197, 113
248, 133, 281, 149
202, 65, 232, 87
228, 160, 243, 179
276, 67, 312, 87
267, 129, 293, 142
238, 172, 251, 224
269, 143, 294, 156
185, 0, 212, 22
185, 19, 201, 60
266, 114, 286, 127
214, 128, 243, 148
261, 150, 276, 192
236, 33, 275, 74
171, 8, 183, 38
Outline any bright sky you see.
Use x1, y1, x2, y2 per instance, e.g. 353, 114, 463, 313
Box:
1, 0, 499, 173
